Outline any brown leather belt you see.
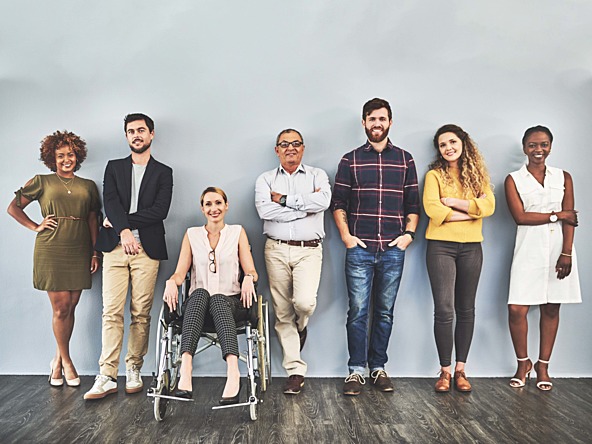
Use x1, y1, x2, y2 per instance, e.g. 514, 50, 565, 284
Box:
271, 238, 322, 248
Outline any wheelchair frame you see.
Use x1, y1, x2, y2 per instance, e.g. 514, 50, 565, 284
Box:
147, 276, 271, 421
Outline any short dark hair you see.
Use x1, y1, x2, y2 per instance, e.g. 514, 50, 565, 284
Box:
124, 113, 154, 133
522, 125, 553, 146
362, 98, 392, 121
39, 130, 87, 172
275, 128, 304, 146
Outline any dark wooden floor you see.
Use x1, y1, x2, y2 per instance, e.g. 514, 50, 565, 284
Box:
0, 376, 590, 444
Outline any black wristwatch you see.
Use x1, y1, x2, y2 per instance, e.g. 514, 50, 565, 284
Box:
279, 195, 287, 207
404, 230, 416, 240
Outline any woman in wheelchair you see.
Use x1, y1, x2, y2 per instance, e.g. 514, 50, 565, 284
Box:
163, 186, 258, 404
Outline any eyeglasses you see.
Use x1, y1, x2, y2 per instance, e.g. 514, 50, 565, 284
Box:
209, 250, 216, 273
277, 141, 303, 149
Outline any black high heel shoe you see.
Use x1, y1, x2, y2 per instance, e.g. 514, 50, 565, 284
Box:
219, 380, 241, 405
174, 389, 193, 399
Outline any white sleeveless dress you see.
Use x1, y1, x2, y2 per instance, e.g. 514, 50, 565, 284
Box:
508, 165, 581, 305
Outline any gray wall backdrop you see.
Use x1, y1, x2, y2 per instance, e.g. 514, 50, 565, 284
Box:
1, 1, 589, 377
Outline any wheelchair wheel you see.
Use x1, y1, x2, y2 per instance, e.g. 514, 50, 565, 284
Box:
153, 370, 170, 422
264, 300, 271, 386
257, 298, 270, 392
169, 324, 182, 392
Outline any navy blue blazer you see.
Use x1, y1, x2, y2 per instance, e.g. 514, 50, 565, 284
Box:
95, 155, 173, 260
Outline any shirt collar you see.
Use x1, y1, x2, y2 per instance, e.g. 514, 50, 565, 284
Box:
521, 164, 555, 177
279, 163, 305, 175
362, 139, 394, 152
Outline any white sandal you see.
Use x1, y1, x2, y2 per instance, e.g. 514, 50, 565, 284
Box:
534, 359, 553, 391
509, 357, 532, 388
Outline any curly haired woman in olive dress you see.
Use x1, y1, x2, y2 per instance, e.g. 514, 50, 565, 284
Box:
7, 131, 101, 387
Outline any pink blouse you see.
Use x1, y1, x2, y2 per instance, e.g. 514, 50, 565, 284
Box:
187, 224, 242, 296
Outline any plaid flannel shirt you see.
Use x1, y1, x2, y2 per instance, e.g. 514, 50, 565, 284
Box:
330, 140, 420, 252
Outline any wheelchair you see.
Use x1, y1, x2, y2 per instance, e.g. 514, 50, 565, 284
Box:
147, 274, 271, 421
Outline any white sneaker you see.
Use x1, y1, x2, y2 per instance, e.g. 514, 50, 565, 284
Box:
83, 375, 117, 400
125, 365, 143, 394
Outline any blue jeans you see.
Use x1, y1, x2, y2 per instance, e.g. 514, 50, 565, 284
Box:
345, 245, 405, 374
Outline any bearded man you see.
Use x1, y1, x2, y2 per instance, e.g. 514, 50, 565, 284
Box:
85, 113, 173, 400
331, 98, 419, 396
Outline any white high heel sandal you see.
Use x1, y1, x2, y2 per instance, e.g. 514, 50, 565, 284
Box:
534, 359, 553, 391
509, 357, 532, 388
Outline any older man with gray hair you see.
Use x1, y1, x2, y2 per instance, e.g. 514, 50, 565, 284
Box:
255, 128, 331, 395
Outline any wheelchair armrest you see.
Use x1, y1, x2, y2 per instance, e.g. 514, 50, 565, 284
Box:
163, 272, 190, 325
246, 295, 259, 326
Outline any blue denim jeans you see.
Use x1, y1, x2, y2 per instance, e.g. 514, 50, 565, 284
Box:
345, 245, 405, 374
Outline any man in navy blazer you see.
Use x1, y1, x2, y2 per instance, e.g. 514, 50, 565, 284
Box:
85, 113, 173, 400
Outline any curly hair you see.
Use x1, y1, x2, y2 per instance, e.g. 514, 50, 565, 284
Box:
429, 124, 491, 198
39, 130, 87, 172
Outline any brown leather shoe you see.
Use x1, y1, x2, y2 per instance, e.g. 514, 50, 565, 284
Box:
298, 327, 307, 351
435, 370, 451, 392
454, 370, 472, 392
370, 370, 394, 392
343, 373, 365, 396
283, 375, 304, 395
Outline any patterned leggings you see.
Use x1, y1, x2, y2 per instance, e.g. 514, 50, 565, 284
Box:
180, 288, 241, 358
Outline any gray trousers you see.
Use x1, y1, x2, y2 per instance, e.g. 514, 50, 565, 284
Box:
426, 240, 483, 367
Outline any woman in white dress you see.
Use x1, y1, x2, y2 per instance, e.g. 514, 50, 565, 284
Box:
505, 126, 581, 391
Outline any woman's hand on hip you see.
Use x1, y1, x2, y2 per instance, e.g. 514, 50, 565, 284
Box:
35, 214, 57, 232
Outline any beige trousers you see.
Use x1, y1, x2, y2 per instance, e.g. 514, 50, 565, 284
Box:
99, 245, 160, 378
264, 239, 322, 376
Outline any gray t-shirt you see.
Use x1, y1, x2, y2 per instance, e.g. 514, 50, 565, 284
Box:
130, 163, 147, 243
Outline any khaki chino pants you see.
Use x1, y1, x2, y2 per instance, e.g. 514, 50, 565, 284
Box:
265, 239, 322, 376
99, 245, 160, 379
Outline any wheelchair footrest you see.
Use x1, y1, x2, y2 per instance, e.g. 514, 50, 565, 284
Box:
211, 400, 253, 410
147, 392, 195, 402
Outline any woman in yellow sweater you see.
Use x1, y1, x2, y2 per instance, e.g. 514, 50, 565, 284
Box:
423, 124, 495, 392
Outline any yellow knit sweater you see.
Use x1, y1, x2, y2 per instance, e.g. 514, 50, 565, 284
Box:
423, 169, 495, 242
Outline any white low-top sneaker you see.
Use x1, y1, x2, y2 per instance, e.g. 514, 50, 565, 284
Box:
125, 366, 143, 394
83, 375, 117, 400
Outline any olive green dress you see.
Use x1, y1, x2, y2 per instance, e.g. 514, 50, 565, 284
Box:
16, 174, 101, 291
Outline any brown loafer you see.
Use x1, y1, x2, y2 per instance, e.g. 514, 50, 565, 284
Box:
454, 370, 472, 392
283, 375, 305, 395
435, 370, 451, 392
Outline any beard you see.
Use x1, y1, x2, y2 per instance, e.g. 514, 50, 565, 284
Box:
365, 125, 390, 143
129, 140, 152, 154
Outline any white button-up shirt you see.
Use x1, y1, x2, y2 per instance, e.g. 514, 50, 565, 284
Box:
255, 164, 331, 241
